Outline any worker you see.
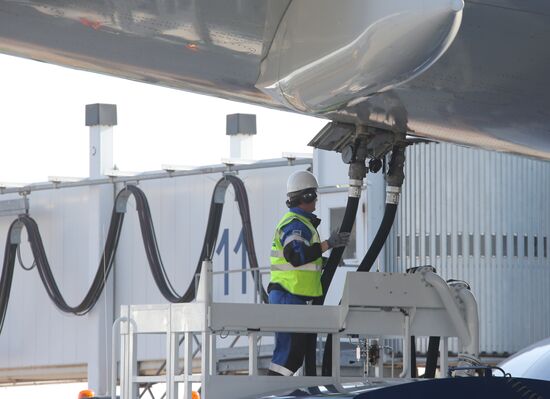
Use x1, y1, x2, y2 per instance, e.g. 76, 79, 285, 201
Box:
268, 170, 350, 376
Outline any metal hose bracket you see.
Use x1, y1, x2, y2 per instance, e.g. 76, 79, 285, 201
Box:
9, 220, 24, 245
115, 189, 132, 213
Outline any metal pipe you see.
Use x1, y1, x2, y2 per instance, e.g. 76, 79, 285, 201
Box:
317, 185, 367, 194
381, 346, 395, 378
253, 269, 258, 304
456, 287, 480, 357
390, 348, 394, 378
111, 316, 128, 399
0, 158, 311, 196
115, 317, 137, 399
399, 314, 410, 378
422, 272, 471, 347
202, 267, 270, 277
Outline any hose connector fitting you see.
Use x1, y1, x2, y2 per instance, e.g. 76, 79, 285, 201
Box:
348, 178, 363, 198
386, 185, 401, 205
347, 158, 367, 198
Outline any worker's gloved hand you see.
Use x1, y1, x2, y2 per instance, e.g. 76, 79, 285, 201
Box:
327, 231, 351, 248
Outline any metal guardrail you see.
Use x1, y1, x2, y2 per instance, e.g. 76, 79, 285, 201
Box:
194, 267, 270, 304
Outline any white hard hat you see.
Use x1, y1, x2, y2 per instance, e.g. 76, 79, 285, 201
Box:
287, 170, 318, 195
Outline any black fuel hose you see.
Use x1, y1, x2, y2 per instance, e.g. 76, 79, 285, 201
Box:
411, 336, 418, 378
0, 175, 267, 334
318, 198, 399, 376
424, 336, 440, 378
356, 203, 398, 272
304, 195, 361, 376
0, 209, 124, 318
0, 240, 17, 333
320, 146, 405, 376
318, 196, 361, 302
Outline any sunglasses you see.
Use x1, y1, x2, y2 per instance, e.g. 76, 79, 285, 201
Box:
301, 190, 317, 204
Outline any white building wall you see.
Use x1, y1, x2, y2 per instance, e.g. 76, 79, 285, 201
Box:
387, 142, 550, 354
0, 187, 96, 369
0, 162, 308, 378
1, 141, 549, 381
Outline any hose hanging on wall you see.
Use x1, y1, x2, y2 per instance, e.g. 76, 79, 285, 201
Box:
0, 240, 17, 333
7, 210, 124, 316
126, 175, 266, 304
0, 174, 266, 334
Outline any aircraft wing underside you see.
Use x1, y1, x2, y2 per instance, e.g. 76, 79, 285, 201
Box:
0, 0, 549, 160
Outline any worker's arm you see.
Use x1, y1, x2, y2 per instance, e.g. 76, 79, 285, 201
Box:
281, 223, 351, 267
280, 221, 321, 267
319, 234, 350, 252
283, 242, 322, 267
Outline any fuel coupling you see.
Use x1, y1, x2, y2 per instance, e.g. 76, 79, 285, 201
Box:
342, 127, 371, 198
348, 164, 367, 198
385, 144, 407, 205
336, 125, 407, 200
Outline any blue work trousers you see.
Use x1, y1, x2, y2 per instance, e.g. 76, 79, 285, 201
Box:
268, 289, 309, 376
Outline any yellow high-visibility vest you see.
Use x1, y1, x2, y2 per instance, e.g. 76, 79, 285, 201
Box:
270, 211, 323, 297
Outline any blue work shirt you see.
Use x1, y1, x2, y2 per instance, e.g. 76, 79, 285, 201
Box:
280, 207, 318, 265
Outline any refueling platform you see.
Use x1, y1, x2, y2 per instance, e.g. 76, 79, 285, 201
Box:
116, 263, 480, 399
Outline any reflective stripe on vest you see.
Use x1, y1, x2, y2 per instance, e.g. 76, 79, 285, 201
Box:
269, 211, 323, 297
271, 262, 321, 272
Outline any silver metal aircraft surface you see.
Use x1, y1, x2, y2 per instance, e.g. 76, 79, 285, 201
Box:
1, 0, 549, 159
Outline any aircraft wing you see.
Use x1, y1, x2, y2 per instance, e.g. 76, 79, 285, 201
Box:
0, 0, 549, 159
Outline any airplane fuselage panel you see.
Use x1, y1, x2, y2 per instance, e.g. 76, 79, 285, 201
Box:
0, 0, 549, 159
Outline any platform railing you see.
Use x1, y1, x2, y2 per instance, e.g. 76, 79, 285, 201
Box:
193, 267, 271, 305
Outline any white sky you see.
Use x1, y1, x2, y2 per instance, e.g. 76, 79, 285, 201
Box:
0, 53, 326, 397
0, 54, 326, 183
